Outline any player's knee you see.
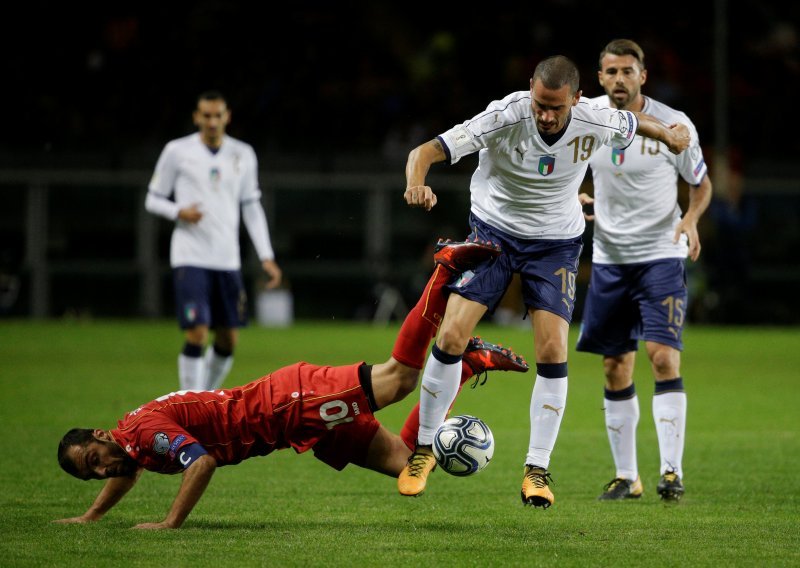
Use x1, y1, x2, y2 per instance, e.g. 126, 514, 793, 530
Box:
435, 326, 470, 354
650, 348, 679, 377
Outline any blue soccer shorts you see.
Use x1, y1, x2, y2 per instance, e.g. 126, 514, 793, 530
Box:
173, 266, 248, 330
445, 213, 583, 323
576, 259, 687, 355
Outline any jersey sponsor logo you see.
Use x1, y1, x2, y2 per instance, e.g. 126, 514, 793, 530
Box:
537, 155, 555, 176
168, 434, 187, 458
611, 148, 625, 166
422, 385, 442, 398
153, 432, 170, 455
542, 404, 563, 416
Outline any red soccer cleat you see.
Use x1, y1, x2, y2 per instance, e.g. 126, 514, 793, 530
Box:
463, 336, 529, 383
433, 237, 502, 273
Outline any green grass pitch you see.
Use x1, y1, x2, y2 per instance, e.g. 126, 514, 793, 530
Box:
1, 320, 798, 566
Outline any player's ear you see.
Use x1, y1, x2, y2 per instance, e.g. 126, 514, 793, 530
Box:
640, 68, 648, 86
597, 70, 604, 86
93, 429, 110, 441
573, 90, 582, 105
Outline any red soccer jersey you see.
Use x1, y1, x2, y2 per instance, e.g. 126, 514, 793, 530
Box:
110, 362, 379, 474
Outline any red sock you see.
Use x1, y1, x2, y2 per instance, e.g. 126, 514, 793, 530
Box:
391, 264, 451, 369
400, 361, 476, 451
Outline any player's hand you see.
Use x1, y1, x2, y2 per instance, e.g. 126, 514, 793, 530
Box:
261, 259, 283, 289
674, 217, 702, 261
666, 123, 690, 155
178, 203, 203, 223
578, 192, 595, 221
404, 185, 438, 211
133, 521, 178, 530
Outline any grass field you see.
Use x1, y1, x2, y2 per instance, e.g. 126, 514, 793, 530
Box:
1, 320, 798, 567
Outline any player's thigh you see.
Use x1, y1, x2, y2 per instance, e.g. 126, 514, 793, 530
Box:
576, 264, 639, 355
637, 260, 687, 350
518, 237, 583, 323
209, 270, 248, 328
173, 266, 212, 328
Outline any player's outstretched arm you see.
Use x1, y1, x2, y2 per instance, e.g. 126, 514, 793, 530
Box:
53, 470, 143, 525
633, 112, 690, 155
404, 139, 447, 211
134, 454, 217, 530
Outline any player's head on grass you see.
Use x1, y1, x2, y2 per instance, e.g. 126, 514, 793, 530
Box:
57, 428, 139, 481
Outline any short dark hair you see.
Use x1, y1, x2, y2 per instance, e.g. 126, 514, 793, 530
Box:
197, 90, 227, 106
599, 39, 646, 70
58, 428, 95, 479
532, 55, 580, 94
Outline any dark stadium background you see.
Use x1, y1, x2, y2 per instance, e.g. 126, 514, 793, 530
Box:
1, 1, 798, 324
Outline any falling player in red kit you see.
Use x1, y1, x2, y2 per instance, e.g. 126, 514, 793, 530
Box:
55, 238, 528, 529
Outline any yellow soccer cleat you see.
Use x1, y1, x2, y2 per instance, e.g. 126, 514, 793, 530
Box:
398, 445, 436, 497
521, 464, 554, 508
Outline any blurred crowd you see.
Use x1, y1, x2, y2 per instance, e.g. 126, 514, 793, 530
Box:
6, 1, 799, 174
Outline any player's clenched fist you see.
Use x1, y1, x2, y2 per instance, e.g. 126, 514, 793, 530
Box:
404, 185, 438, 211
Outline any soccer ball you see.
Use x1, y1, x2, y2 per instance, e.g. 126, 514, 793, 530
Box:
432, 415, 494, 476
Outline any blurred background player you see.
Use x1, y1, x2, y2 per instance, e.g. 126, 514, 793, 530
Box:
399, 55, 691, 508
577, 39, 713, 502
54, 239, 527, 529
145, 91, 282, 391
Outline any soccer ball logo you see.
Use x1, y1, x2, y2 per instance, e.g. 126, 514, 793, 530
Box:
432, 415, 494, 476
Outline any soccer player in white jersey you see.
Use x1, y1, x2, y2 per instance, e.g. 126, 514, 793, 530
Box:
145, 91, 282, 392
398, 55, 691, 507
576, 39, 713, 502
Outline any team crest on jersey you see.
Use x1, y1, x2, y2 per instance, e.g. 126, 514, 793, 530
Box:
538, 155, 555, 176
153, 432, 170, 455
611, 148, 625, 166
210, 167, 221, 186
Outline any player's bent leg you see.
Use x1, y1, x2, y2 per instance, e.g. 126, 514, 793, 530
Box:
363, 425, 413, 477
370, 358, 423, 409
521, 465, 554, 508
399, 337, 529, 451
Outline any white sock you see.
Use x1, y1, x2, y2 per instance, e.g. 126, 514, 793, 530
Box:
178, 353, 206, 391
653, 391, 687, 478
605, 395, 640, 480
417, 348, 462, 446
526, 374, 567, 469
205, 349, 234, 390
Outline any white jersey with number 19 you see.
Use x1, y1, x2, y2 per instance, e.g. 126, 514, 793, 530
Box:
587, 95, 708, 264
437, 92, 637, 240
